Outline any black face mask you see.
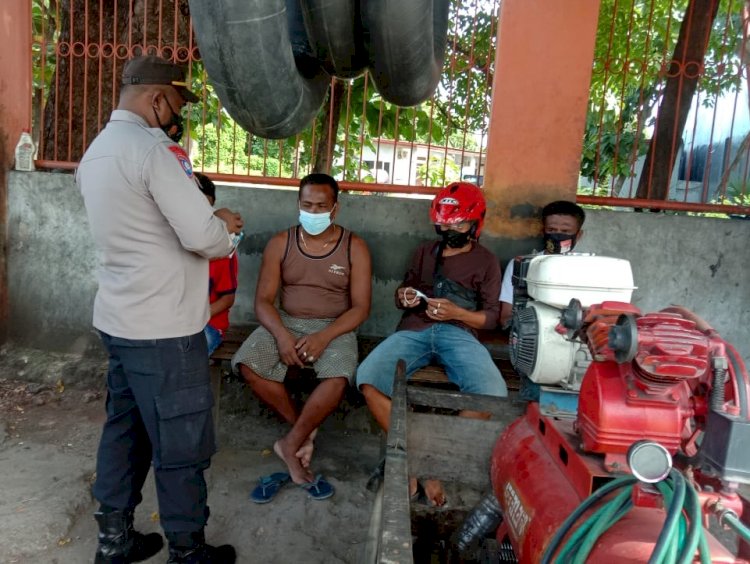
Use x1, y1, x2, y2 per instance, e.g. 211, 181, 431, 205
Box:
153, 98, 184, 143
543, 232, 577, 254
436, 227, 472, 249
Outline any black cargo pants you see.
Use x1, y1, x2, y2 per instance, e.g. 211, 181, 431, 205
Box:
93, 331, 216, 533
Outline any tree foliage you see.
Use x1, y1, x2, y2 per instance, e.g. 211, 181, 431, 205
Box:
32, 0, 496, 185
33, 0, 747, 200
583, 0, 744, 196
35, 0, 192, 162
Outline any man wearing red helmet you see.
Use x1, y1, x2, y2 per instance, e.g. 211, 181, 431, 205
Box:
357, 182, 507, 506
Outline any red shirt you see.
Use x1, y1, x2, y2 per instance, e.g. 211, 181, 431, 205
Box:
208, 254, 238, 333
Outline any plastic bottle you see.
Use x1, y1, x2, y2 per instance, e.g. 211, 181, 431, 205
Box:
14, 129, 36, 171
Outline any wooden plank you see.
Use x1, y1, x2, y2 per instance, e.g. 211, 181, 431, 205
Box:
477, 329, 510, 361
221, 324, 255, 342
208, 325, 252, 362
210, 344, 240, 362
409, 366, 453, 386
406, 386, 523, 419
406, 413, 510, 489
378, 360, 414, 564
363, 482, 385, 564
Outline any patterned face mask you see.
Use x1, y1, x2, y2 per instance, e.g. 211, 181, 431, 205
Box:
440, 229, 471, 249
543, 232, 577, 254
434, 222, 475, 248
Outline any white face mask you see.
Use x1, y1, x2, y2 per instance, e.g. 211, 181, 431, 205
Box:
299, 205, 335, 235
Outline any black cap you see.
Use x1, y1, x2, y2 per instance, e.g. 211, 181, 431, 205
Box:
121, 55, 199, 103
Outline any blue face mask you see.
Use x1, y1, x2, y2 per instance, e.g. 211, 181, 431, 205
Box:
299, 205, 335, 236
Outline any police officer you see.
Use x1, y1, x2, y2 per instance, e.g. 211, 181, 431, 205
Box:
77, 55, 243, 563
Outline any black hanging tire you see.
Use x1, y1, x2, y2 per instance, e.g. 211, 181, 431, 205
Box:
300, 0, 368, 79
189, 0, 330, 139
362, 0, 450, 106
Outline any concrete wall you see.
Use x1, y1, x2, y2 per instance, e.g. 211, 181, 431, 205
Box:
6, 171, 750, 365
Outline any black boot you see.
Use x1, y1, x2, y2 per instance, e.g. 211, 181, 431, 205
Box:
94, 509, 164, 563
166, 530, 236, 564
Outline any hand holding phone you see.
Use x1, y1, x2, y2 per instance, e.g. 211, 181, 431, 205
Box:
228, 231, 244, 258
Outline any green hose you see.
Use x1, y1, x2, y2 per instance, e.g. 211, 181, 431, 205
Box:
723, 512, 750, 544
573, 487, 634, 564
677, 480, 705, 564
546, 470, 711, 563
650, 472, 685, 564
554, 499, 632, 563
540, 476, 637, 564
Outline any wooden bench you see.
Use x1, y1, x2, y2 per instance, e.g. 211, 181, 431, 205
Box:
408, 330, 517, 390
208, 326, 257, 431
208, 324, 518, 429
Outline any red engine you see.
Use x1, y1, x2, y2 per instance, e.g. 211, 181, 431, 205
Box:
491, 303, 750, 562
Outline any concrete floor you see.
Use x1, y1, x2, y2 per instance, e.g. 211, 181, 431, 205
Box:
0, 375, 383, 564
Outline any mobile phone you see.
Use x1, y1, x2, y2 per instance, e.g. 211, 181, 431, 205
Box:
228, 231, 244, 258
412, 289, 429, 300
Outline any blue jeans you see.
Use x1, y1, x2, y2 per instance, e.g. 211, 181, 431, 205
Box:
356, 324, 508, 398
93, 331, 215, 533
203, 324, 223, 357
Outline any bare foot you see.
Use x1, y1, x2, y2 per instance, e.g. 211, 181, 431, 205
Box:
274, 438, 313, 484
295, 437, 315, 469
423, 479, 446, 507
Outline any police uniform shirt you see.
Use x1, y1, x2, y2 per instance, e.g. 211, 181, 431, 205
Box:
77, 109, 233, 339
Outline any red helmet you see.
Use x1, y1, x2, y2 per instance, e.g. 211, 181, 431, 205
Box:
430, 182, 487, 238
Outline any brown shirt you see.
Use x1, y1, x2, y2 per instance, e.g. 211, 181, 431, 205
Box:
397, 241, 501, 334
281, 226, 352, 319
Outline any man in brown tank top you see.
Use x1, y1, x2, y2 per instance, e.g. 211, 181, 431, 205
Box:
232, 173, 372, 496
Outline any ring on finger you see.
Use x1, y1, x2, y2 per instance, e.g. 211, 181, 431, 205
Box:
302, 351, 307, 357
308, 356, 315, 362
437, 302, 441, 309
433, 308, 439, 315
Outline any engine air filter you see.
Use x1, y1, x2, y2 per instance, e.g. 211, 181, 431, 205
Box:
510, 306, 539, 378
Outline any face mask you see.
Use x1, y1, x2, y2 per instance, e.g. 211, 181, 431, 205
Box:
153, 97, 184, 143
544, 232, 577, 254
299, 206, 334, 236
436, 226, 472, 249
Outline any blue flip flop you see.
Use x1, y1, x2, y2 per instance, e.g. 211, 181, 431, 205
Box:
249, 472, 291, 504
298, 475, 335, 501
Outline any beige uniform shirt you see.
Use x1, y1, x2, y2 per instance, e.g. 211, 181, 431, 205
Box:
77, 110, 233, 339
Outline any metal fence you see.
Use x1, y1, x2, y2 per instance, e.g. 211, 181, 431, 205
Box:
580, 0, 750, 213
29, 0, 750, 213
31, 0, 497, 195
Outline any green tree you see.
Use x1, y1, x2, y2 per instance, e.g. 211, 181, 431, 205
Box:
635, 0, 722, 199
33, 0, 494, 186
307, 0, 495, 181
37, 0, 193, 161
193, 123, 248, 172
417, 155, 461, 187
583, 0, 743, 199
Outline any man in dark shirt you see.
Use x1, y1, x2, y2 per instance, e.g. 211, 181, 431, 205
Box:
357, 182, 507, 506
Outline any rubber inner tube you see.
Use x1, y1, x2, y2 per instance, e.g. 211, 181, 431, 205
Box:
189, 0, 451, 138
300, 0, 368, 79
362, 0, 450, 106
189, 0, 329, 139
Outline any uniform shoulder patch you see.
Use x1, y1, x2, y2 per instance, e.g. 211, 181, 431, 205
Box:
167, 145, 194, 178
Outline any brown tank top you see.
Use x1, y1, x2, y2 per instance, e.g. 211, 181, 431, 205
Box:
281, 225, 353, 319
